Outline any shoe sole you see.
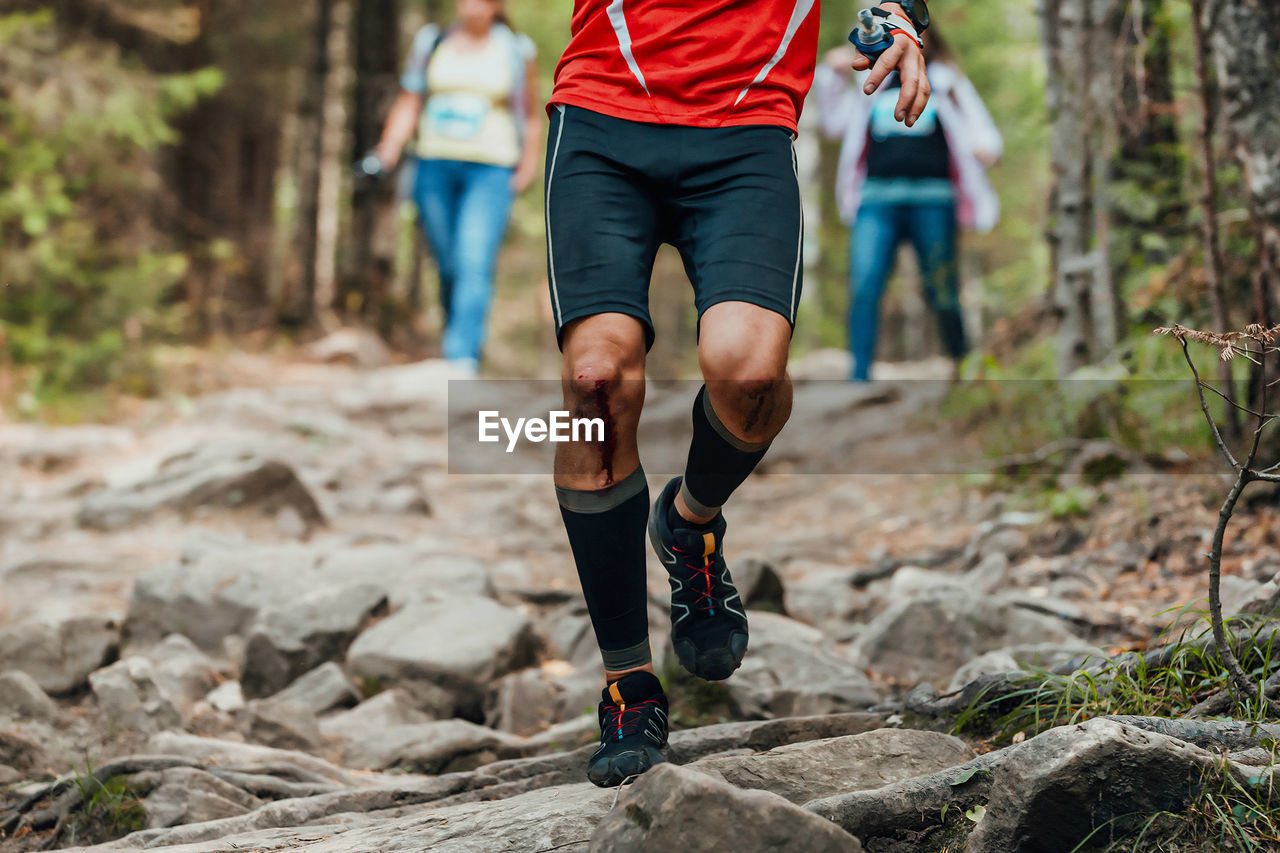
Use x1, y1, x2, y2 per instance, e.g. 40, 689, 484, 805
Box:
587, 745, 667, 787
647, 477, 749, 682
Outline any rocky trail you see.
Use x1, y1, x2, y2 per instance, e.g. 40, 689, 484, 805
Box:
2, 351, 1279, 852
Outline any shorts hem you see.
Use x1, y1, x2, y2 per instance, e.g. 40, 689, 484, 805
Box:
555, 307, 657, 353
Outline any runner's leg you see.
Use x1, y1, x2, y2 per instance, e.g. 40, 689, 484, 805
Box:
848, 203, 903, 382
415, 158, 461, 329
442, 162, 515, 364
906, 201, 968, 362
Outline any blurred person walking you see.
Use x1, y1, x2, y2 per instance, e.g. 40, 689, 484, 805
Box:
374, 0, 540, 373
816, 26, 1001, 382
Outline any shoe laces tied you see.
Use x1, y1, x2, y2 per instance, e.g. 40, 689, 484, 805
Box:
605, 698, 662, 741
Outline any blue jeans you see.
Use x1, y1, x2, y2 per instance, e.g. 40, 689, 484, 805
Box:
848, 201, 968, 381
414, 158, 515, 363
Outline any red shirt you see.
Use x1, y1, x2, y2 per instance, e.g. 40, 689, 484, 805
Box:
549, 0, 821, 132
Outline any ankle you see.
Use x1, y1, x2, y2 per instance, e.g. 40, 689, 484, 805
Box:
673, 487, 718, 527
604, 664, 656, 684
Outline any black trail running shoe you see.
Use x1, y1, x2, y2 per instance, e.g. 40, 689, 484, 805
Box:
586, 671, 669, 787
648, 477, 749, 681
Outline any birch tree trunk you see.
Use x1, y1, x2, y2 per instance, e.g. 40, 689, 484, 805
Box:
1041, 0, 1126, 377
1207, 0, 1280, 328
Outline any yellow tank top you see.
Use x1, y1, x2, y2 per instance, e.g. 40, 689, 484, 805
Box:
415, 36, 521, 168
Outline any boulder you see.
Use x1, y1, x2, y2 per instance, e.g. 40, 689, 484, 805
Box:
853, 591, 1079, 685
727, 613, 880, 718
316, 547, 492, 609
240, 584, 388, 698
484, 667, 572, 736
143, 766, 263, 829
126, 546, 319, 651
346, 597, 537, 715
319, 688, 435, 739
0, 729, 57, 776
0, 670, 57, 719
0, 615, 120, 694
780, 563, 866, 634
78, 447, 325, 531
689, 728, 974, 805
242, 699, 322, 751
90, 657, 184, 734
304, 327, 392, 368
271, 663, 359, 714
206, 681, 246, 714
947, 643, 1109, 693
329, 718, 528, 772
590, 763, 862, 852
967, 719, 1219, 853
141, 634, 221, 712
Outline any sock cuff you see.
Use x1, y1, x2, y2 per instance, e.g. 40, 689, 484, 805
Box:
600, 639, 653, 672
699, 386, 773, 453
556, 466, 647, 514
679, 478, 722, 519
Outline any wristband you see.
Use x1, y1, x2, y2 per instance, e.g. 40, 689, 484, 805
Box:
869, 8, 924, 49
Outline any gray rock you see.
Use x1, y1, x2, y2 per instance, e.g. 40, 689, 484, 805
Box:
90, 657, 184, 734
347, 597, 537, 715
316, 546, 492, 609
331, 718, 528, 772
0, 729, 56, 776
689, 728, 974, 805
242, 699, 322, 751
967, 552, 1011, 593
947, 642, 1109, 693
143, 766, 263, 829
113, 781, 614, 853
590, 763, 862, 853
728, 613, 880, 718
0, 615, 119, 694
0, 764, 19, 785
272, 663, 359, 713
240, 584, 388, 698
78, 447, 325, 531
484, 667, 570, 736
967, 719, 1219, 853
206, 680, 245, 713
141, 634, 220, 712
126, 546, 319, 651
734, 557, 787, 612
853, 591, 1079, 685
304, 327, 392, 368
0, 670, 57, 719
319, 688, 435, 742
146, 731, 360, 787
781, 563, 866, 633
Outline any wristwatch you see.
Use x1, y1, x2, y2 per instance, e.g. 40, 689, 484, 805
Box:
878, 0, 929, 32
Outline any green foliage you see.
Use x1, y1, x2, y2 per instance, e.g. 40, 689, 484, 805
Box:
1072, 759, 1280, 852
954, 617, 1280, 745
0, 11, 221, 410
61, 753, 147, 847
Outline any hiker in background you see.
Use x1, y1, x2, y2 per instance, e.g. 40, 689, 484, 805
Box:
374, 0, 539, 374
816, 25, 1001, 382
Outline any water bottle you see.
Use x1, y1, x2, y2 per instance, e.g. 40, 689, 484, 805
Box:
849, 9, 895, 64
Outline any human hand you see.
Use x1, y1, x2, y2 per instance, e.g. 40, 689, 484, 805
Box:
512, 159, 538, 194
851, 2, 930, 127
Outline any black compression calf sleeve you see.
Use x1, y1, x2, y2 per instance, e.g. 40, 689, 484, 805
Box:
556, 467, 651, 671
681, 386, 771, 518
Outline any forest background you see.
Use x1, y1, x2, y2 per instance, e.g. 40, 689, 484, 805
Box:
1, 0, 1278, 465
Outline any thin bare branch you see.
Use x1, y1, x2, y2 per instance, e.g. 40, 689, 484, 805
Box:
1178, 337, 1240, 470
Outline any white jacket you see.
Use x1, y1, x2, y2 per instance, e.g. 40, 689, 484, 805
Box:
813, 61, 1003, 232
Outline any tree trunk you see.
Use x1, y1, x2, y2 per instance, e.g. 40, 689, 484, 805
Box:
281, 0, 335, 328
1209, 0, 1280, 416
1208, 0, 1280, 329
343, 0, 402, 333
1041, 0, 1126, 377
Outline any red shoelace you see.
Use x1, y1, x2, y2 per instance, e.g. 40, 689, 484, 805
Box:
673, 544, 718, 615
606, 698, 662, 740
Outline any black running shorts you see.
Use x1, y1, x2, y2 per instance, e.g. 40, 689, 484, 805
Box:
544, 105, 803, 349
